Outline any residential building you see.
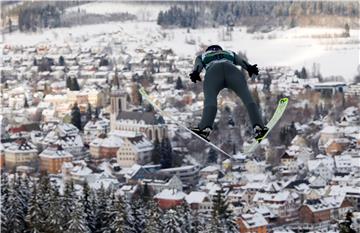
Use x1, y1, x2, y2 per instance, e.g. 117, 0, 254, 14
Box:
83, 118, 110, 144
89, 133, 123, 160
154, 189, 186, 209
116, 133, 153, 167
237, 213, 268, 233
39, 145, 73, 173
4, 140, 38, 170
185, 191, 212, 217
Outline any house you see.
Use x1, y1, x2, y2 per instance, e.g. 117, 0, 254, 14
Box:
253, 190, 301, 223
245, 159, 267, 174
318, 125, 344, 150
83, 118, 110, 144
154, 189, 186, 209
237, 213, 268, 233
298, 199, 331, 231
308, 155, 334, 181
116, 133, 153, 167
41, 123, 84, 156
280, 152, 298, 175
89, 133, 123, 160
185, 191, 212, 216
334, 155, 353, 173
308, 175, 327, 188
62, 161, 93, 184
328, 185, 360, 211
4, 139, 38, 170
298, 196, 352, 232
39, 145, 73, 174
324, 138, 351, 156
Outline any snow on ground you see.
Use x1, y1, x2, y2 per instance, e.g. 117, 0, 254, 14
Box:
3, 19, 359, 81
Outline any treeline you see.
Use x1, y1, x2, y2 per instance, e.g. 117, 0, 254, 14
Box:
18, 4, 62, 31
16, 1, 136, 32
1, 172, 238, 233
157, 5, 198, 28
157, 1, 359, 29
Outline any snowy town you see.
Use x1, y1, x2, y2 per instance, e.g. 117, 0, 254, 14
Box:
1, 1, 360, 233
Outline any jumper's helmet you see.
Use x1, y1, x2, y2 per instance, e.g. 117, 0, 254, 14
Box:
206, 45, 223, 52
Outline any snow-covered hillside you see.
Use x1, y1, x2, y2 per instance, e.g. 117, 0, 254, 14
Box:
3, 19, 359, 81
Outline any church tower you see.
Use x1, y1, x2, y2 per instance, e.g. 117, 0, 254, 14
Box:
110, 89, 127, 130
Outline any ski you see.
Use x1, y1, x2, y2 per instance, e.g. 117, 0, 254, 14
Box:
244, 97, 289, 155
139, 87, 233, 159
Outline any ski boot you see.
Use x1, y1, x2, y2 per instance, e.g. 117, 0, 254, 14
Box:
191, 127, 212, 142
253, 124, 269, 143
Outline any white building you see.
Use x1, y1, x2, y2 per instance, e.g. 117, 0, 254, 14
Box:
83, 118, 110, 144
116, 133, 153, 167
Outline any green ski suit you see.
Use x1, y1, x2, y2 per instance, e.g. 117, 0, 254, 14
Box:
192, 50, 264, 130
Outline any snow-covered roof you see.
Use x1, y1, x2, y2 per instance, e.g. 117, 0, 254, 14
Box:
185, 191, 208, 204
84, 118, 110, 131
39, 147, 73, 159
154, 189, 186, 200
253, 191, 298, 202
4, 141, 37, 153
240, 213, 268, 228
305, 195, 347, 212
90, 134, 123, 148
127, 135, 153, 153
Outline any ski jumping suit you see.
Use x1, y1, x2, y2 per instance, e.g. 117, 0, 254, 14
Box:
192, 50, 264, 130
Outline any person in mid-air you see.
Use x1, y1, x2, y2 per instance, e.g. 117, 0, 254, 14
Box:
189, 45, 268, 142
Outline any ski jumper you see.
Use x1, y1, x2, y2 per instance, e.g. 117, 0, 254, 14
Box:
192, 50, 264, 130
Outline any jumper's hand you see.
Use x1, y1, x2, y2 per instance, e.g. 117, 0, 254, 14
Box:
189, 71, 201, 83
247, 64, 259, 77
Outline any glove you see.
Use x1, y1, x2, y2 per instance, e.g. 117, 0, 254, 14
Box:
247, 64, 259, 77
189, 71, 201, 83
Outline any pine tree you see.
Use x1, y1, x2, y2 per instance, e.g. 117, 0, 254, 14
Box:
24, 96, 29, 108
61, 180, 76, 229
81, 181, 96, 232
175, 77, 184, 90
45, 186, 63, 233
176, 203, 192, 233
95, 183, 110, 233
162, 209, 182, 233
65, 201, 91, 233
211, 188, 238, 233
26, 184, 43, 233
59, 55, 65, 66
151, 138, 161, 164
86, 103, 92, 123
208, 148, 218, 163
191, 210, 204, 233
110, 195, 127, 233
7, 176, 27, 233
300, 67, 308, 79
144, 201, 163, 233
71, 77, 80, 91
66, 76, 72, 89
160, 137, 173, 168
127, 199, 146, 233
71, 103, 82, 130
1, 172, 10, 232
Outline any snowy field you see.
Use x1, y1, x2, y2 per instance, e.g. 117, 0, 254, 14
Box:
3, 19, 359, 81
